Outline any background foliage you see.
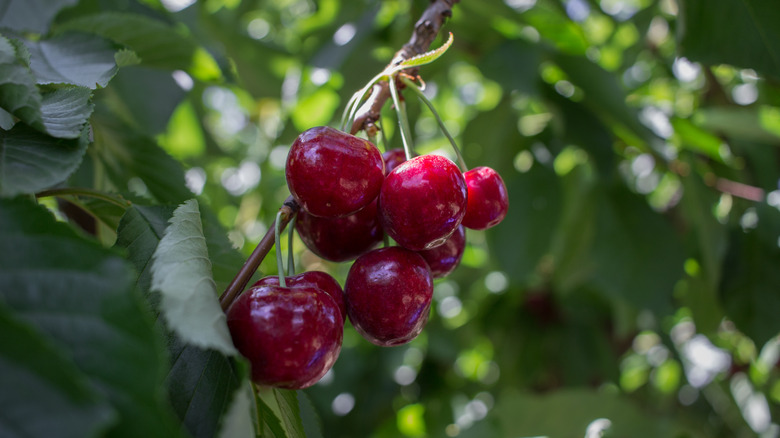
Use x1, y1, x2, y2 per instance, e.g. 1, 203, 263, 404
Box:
1, 0, 779, 437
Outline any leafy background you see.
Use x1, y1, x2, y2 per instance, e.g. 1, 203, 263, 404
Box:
1, 0, 779, 437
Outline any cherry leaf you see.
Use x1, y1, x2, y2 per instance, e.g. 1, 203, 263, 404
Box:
393, 32, 453, 72
150, 199, 238, 356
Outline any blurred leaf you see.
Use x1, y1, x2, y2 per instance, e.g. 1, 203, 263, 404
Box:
489, 161, 562, 286
0, 301, 115, 438
0, 124, 88, 197
694, 106, 780, 144
671, 117, 724, 162
107, 66, 186, 136
679, 0, 780, 79
0, 35, 43, 129
151, 199, 238, 356
720, 204, 780, 347
494, 388, 697, 437
57, 12, 202, 72
678, 173, 727, 334
165, 335, 246, 438
0, 0, 79, 33
256, 391, 287, 438
93, 109, 192, 204
0, 197, 184, 438
523, 4, 588, 55
291, 87, 340, 131
257, 388, 307, 438
25, 32, 120, 89
217, 381, 255, 438
587, 184, 684, 316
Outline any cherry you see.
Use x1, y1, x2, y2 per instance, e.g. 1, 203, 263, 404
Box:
461, 166, 509, 230
382, 148, 407, 175
286, 126, 385, 217
379, 154, 467, 251
251, 271, 346, 322
417, 225, 465, 278
295, 199, 382, 263
226, 281, 343, 389
344, 247, 433, 346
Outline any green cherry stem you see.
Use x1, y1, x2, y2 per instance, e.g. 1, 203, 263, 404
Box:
287, 212, 297, 277
274, 210, 286, 288
400, 76, 469, 172
388, 77, 415, 161
35, 187, 132, 209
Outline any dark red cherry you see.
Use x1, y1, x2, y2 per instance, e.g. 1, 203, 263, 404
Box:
416, 225, 465, 278
462, 166, 509, 230
344, 247, 433, 346
295, 199, 382, 263
226, 283, 343, 389
382, 148, 407, 175
379, 154, 467, 251
286, 126, 385, 217
251, 271, 346, 322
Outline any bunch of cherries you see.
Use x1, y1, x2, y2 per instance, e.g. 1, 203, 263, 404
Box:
226, 126, 508, 389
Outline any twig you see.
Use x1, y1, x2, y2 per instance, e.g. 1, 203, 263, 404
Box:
219, 196, 299, 311
350, 0, 459, 134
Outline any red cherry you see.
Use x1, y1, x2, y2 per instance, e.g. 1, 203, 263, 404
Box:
286, 126, 385, 217
295, 199, 382, 263
344, 247, 433, 346
417, 225, 465, 278
251, 271, 346, 322
226, 283, 343, 389
462, 166, 509, 230
379, 154, 467, 251
382, 148, 407, 175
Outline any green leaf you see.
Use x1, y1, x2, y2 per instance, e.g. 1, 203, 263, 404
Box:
0, 302, 116, 438
394, 32, 453, 71
151, 199, 238, 356
0, 35, 43, 130
679, 0, 780, 79
0, 197, 184, 438
25, 32, 120, 89
217, 381, 255, 438
256, 391, 287, 438
165, 336, 246, 438
0, 123, 88, 197
115, 204, 250, 438
39, 86, 94, 138
0, 0, 79, 33
257, 388, 306, 438
57, 12, 201, 71
586, 184, 685, 316
493, 388, 699, 437
721, 204, 780, 347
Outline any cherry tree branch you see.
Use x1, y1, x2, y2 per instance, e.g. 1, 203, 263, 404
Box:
350, 0, 459, 135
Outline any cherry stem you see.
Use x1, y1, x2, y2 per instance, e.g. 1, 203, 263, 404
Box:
219, 196, 299, 311
274, 210, 286, 288
400, 76, 468, 172
35, 187, 132, 209
389, 77, 414, 161
287, 212, 297, 277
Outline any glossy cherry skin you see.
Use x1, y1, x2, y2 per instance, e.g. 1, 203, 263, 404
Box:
379, 154, 467, 251
461, 166, 509, 230
417, 225, 466, 278
251, 271, 346, 322
344, 247, 433, 346
382, 148, 407, 175
226, 283, 343, 389
286, 126, 385, 217
295, 199, 382, 263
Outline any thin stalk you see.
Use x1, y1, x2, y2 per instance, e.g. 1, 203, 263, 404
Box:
388, 77, 414, 161
401, 76, 468, 172
287, 212, 296, 277
378, 117, 388, 152
36, 187, 132, 209
274, 210, 286, 288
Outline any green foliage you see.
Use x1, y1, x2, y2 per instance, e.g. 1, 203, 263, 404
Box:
2, 0, 780, 437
